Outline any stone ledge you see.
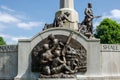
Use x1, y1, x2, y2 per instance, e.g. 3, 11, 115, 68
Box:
38, 78, 76, 80
76, 75, 120, 80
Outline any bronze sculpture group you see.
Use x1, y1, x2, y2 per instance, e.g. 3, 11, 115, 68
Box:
43, 3, 100, 38
39, 33, 78, 77
32, 33, 87, 78
43, 12, 74, 30
53, 12, 74, 27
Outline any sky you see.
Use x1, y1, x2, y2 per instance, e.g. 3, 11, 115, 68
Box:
0, 0, 120, 44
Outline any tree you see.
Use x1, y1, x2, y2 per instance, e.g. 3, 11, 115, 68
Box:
94, 18, 120, 44
0, 36, 6, 45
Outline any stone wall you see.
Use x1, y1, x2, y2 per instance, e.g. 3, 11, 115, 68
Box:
0, 42, 120, 80
101, 44, 120, 77
0, 45, 18, 80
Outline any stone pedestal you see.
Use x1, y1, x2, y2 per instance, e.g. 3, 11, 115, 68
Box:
56, 9, 79, 31
56, 0, 79, 30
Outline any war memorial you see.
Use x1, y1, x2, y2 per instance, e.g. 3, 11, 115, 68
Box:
0, 0, 120, 80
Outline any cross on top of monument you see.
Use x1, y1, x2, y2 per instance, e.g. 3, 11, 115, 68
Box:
60, 0, 74, 9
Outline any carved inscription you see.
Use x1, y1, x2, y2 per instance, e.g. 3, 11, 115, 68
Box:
0, 45, 18, 53
101, 44, 120, 52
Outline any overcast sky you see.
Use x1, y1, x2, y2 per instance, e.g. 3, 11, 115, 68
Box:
0, 0, 120, 44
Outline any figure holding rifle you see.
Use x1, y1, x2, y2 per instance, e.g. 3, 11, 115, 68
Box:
80, 3, 101, 38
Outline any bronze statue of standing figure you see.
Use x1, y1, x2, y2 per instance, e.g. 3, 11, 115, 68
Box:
80, 3, 94, 37
80, 3, 101, 38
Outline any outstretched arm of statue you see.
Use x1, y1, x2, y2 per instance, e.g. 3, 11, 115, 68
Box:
63, 56, 66, 64
66, 18, 75, 23
64, 15, 75, 23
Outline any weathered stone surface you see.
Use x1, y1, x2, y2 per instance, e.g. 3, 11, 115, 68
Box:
0, 45, 18, 53
101, 44, 120, 76
38, 78, 76, 80
100, 44, 120, 80
60, 0, 74, 9
0, 45, 18, 80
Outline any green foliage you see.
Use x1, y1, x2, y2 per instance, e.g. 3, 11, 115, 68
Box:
95, 18, 120, 44
0, 37, 6, 45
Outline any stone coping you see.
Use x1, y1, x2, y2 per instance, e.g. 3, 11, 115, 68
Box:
18, 28, 100, 42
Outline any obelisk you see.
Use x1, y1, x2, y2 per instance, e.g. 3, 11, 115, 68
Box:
56, 0, 79, 30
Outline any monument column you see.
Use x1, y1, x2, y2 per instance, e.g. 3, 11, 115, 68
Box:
55, 0, 79, 30
60, 0, 74, 9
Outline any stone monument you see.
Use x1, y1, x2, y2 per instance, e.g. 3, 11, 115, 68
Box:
0, 0, 120, 80
14, 0, 101, 80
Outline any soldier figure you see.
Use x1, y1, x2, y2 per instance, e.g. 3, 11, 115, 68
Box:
81, 3, 94, 35
40, 44, 54, 75
51, 50, 75, 74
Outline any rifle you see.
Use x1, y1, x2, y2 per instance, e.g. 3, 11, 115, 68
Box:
93, 16, 102, 19
61, 32, 74, 63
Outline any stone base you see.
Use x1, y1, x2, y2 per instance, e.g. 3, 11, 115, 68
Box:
40, 73, 75, 78
15, 75, 120, 80
38, 78, 76, 80
76, 75, 103, 80
38, 76, 120, 80
76, 75, 120, 80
